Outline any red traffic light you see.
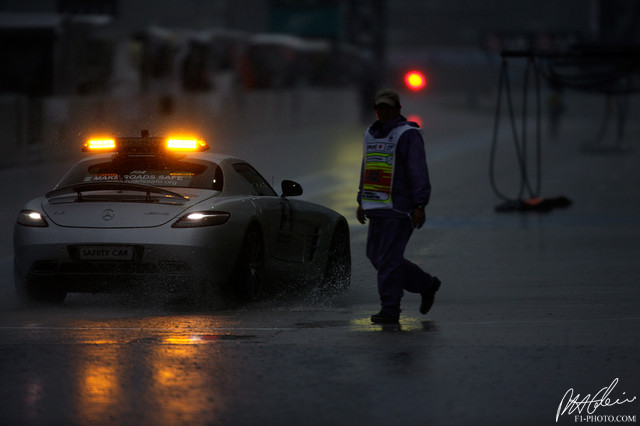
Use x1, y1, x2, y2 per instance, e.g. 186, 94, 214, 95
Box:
404, 70, 427, 91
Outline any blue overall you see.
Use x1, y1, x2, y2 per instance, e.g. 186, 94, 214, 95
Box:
358, 115, 437, 316
366, 216, 437, 316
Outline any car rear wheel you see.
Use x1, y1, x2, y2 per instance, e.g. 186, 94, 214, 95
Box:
232, 224, 266, 301
321, 222, 351, 295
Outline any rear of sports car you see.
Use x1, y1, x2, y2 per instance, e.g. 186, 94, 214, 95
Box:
12, 143, 248, 303
13, 190, 246, 303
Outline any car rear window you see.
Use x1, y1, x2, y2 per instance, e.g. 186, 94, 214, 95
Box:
58, 157, 223, 191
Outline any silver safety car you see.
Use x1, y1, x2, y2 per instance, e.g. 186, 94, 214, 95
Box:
13, 132, 351, 304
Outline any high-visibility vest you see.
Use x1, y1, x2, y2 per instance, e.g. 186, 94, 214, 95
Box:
361, 123, 420, 210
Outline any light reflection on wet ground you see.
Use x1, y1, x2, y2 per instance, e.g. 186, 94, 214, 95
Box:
2, 297, 639, 425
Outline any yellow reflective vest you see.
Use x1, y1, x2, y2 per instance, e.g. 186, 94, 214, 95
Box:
361, 123, 420, 211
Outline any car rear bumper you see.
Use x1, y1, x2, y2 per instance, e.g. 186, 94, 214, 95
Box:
13, 223, 244, 292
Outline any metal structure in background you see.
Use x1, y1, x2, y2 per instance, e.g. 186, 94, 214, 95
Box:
489, 0, 640, 211
490, 44, 640, 212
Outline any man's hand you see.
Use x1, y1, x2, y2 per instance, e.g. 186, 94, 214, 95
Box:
356, 205, 367, 224
412, 208, 426, 229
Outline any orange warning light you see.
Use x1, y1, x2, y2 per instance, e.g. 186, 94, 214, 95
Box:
83, 138, 116, 151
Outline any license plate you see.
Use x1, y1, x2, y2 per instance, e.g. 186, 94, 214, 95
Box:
78, 246, 134, 261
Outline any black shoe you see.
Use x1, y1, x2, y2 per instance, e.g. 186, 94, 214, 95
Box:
371, 311, 400, 324
420, 277, 441, 315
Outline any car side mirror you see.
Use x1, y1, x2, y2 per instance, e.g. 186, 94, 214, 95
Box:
281, 180, 303, 197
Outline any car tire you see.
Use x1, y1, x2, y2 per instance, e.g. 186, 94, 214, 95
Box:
14, 270, 67, 304
232, 224, 266, 301
321, 222, 351, 295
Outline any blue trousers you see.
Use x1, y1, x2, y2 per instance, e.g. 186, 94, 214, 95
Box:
366, 215, 436, 316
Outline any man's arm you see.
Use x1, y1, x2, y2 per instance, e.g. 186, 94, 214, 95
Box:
356, 158, 367, 224
404, 129, 431, 229
404, 130, 431, 204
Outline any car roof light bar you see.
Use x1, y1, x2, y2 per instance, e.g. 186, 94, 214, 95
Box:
83, 133, 209, 153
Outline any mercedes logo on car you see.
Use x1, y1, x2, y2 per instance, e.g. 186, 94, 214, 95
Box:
102, 209, 115, 221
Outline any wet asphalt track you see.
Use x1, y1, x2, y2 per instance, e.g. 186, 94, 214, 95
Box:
1, 92, 639, 425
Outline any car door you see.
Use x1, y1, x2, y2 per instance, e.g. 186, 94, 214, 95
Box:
283, 198, 327, 265
232, 163, 299, 262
